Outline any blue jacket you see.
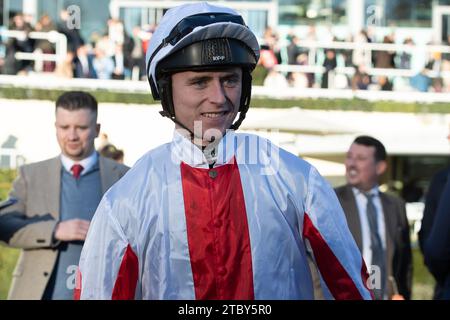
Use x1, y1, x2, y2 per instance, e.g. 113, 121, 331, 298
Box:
423, 173, 450, 299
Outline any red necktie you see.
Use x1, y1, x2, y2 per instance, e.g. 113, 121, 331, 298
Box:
71, 164, 84, 179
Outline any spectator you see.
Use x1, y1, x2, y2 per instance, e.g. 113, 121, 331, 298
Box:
112, 44, 125, 80
334, 136, 412, 300
351, 64, 371, 90
379, 76, 393, 91
259, 44, 278, 70
374, 35, 396, 69
122, 32, 135, 79
263, 26, 281, 65
93, 47, 114, 79
399, 38, 414, 69
290, 71, 309, 89
57, 9, 84, 52
99, 144, 124, 164
0, 91, 128, 300
443, 35, 450, 61
34, 14, 56, 72
54, 51, 75, 78
263, 68, 289, 88
96, 132, 110, 151
422, 175, 450, 300
130, 26, 146, 80
4, 14, 34, 74
321, 49, 337, 89
432, 77, 444, 93
410, 68, 432, 92
287, 34, 302, 65
296, 52, 314, 88
107, 18, 124, 46
74, 45, 97, 79
352, 30, 371, 67
419, 129, 450, 299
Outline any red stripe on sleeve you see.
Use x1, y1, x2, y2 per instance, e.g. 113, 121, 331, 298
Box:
73, 268, 82, 300
112, 244, 139, 300
181, 159, 254, 299
303, 212, 366, 300
361, 257, 375, 299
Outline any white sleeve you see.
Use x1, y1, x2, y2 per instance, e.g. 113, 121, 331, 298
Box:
76, 194, 139, 300
303, 166, 372, 300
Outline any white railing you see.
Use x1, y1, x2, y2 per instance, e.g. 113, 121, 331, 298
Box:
275, 39, 450, 79
0, 29, 67, 70
273, 64, 450, 79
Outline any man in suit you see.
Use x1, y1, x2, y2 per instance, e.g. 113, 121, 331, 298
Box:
335, 135, 412, 299
74, 45, 97, 79
422, 175, 450, 300
0, 91, 129, 299
419, 130, 450, 299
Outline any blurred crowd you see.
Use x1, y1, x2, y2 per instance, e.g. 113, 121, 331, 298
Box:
1, 11, 450, 93
0, 10, 152, 81
260, 25, 450, 93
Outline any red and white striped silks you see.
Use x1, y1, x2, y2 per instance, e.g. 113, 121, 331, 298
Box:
77, 131, 372, 300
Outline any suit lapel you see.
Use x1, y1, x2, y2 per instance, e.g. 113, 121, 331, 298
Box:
45, 157, 61, 220
341, 185, 363, 251
44, 156, 119, 219
380, 193, 395, 286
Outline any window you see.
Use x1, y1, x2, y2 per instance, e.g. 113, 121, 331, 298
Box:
279, 0, 347, 25
365, 0, 432, 28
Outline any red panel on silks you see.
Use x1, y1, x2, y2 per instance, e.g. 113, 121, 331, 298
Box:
180, 158, 255, 299
74, 268, 82, 300
302, 213, 366, 300
112, 244, 139, 300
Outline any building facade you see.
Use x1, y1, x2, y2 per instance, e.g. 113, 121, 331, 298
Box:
3, 0, 450, 44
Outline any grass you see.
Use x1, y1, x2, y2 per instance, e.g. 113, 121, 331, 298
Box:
411, 247, 435, 299
0, 247, 19, 299
0, 169, 19, 299
1, 82, 450, 114
0, 170, 16, 201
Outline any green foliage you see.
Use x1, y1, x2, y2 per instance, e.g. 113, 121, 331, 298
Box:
412, 248, 435, 300
1, 86, 449, 113
252, 65, 269, 86
0, 169, 16, 202
249, 97, 450, 113
0, 87, 155, 105
0, 169, 19, 299
0, 247, 19, 300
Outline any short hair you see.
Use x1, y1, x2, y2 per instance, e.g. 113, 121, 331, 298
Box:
353, 135, 387, 162
55, 91, 98, 116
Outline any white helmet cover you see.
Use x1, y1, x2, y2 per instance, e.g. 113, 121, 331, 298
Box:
145, 2, 260, 98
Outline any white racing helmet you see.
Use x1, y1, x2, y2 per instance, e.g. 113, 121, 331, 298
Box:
145, 2, 260, 130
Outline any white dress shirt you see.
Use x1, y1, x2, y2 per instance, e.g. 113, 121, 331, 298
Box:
60, 152, 99, 177
352, 186, 386, 269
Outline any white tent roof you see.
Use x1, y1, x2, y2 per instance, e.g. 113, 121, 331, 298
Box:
242, 107, 450, 156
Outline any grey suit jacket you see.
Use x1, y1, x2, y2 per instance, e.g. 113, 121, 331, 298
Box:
0, 155, 129, 300
334, 184, 413, 299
